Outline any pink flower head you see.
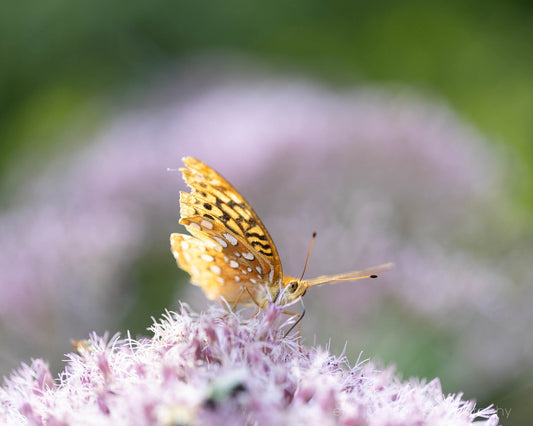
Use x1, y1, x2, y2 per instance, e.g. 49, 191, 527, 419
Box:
1, 305, 498, 425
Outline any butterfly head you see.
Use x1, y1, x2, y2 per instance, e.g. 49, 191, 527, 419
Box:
280, 275, 308, 304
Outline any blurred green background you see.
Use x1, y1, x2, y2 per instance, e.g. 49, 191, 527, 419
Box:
2, 1, 532, 424
2, 0, 533, 200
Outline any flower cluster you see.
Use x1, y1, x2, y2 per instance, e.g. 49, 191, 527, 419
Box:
0, 305, 498, 425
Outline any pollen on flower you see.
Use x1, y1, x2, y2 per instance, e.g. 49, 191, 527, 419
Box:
0, 305, 498, 425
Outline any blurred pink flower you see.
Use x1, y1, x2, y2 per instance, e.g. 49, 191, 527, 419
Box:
0, 58, 530, 399
0, 306, 498, 425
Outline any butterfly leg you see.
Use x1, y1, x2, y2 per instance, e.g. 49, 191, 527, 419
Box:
220, 288, 247, 321
282, 299, 306, 347
281, 310, 303, 348
229, 288, 247, 312
282, 309, 304, 335
244, 287, 268, 320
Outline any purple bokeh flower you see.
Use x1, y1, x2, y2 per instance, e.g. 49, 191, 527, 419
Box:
0, 306, 498, 425
0, 57, 531, 402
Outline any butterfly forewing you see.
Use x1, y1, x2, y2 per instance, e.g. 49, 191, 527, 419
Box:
170, 157, 282, 304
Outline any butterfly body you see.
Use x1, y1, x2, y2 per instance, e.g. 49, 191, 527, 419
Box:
171, 157, 391, 308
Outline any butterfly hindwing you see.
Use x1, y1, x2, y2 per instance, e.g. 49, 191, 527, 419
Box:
170, 234, 260, 303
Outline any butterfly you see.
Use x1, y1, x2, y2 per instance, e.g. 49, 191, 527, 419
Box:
170, 157, 392, 309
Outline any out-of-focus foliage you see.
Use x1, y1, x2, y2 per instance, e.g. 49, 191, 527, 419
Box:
2, 1, 533, 206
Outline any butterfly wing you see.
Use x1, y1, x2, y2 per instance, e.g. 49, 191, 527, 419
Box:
171, 234, 263, 303
170, 157, 282, 304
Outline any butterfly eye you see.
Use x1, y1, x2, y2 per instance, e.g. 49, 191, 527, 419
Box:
288, 280, 299, 294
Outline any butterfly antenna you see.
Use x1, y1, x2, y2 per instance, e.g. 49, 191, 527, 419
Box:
299, 231, 317, 282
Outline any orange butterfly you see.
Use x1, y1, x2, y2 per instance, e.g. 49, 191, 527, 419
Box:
170, 157, 392, 309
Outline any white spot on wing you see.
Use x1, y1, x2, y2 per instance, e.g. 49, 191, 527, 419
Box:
241, 269, 247, 275
235, 276, 241, 283
183, 252, 192, 262
180, 241, 189, 250
189, 223, 201, 231
201, 220, 213, 230
223, 233, 238, 246
216, 277, 224, 285
242, 252, 255, 261
214, 236, 228, 248
229, 260, 239, 268
210, 265, 222, 274
201, 254, 214, 262
256, 266, 262, 274
247, 267, 252, 272
250, 279, 257, 284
